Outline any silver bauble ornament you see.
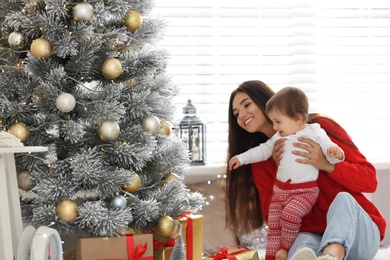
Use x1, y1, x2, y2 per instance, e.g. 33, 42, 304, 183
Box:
98, 119, 120, 141
73, 2, 94, 22
8, 31, 25, 49
142, 115, 160, 134
17, 170, 35, 191
110, 193, 127, 208
56, 93, 76, 113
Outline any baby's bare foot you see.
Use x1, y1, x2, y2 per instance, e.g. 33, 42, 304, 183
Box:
275, 248, 288, 260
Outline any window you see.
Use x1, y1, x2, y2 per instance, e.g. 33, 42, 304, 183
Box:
152, 0, 390, 165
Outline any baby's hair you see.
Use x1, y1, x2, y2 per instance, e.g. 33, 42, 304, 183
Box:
265, 86, 309, 122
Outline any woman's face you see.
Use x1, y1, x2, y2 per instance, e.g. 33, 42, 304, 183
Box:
232, 92, 269, 133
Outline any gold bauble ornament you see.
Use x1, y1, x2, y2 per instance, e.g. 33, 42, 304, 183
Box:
155, 215, 176, 237
122, 173, 141, 193
141, 115, 160, 134
167, 220, 181, 239
72, 2, 94, 22
56, 199, 78, 222
101, 57, 122, 79
162, 171, 180, 183
8, 122, 30, 143
17, 170, 34, 191
123, 10, 143, 32
30, 37, 53, 59
98, 119, 120, 141
160, 121, 173, 137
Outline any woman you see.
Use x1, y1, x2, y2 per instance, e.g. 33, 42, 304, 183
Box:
225, 80, 386, 260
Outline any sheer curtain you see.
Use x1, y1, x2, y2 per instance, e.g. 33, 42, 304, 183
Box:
152, 0, 390, 164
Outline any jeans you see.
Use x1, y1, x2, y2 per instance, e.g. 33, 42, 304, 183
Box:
288, 192, 381, 260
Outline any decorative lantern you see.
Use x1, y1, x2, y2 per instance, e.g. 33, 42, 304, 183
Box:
175, 99, 205, 165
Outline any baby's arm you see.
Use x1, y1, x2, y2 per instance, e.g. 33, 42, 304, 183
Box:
229, 156, 242, 170
327, 146, 344, 160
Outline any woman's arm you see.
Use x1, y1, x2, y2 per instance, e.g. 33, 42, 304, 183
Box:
291, 118, 377, 193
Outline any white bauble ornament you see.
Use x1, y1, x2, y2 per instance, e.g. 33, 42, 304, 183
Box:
98, 119, 120, 141
73, 2, 94, 22
8, 31, 25, 49
141, 115, 160, 134
110, 193, 127, 208
56, 93, 76, 113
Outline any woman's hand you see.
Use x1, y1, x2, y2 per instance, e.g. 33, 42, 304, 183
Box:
293, 137, 335, 173
272, 138, 285, 166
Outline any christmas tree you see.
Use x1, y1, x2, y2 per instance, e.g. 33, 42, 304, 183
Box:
0, 0, 204, 241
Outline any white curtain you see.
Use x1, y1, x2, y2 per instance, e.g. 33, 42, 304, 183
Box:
152, 0, 390, 164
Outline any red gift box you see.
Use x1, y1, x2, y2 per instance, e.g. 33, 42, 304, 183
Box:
76, 234, 153, 260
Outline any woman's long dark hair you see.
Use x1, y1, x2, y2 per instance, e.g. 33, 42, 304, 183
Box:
225, 80, 275, 235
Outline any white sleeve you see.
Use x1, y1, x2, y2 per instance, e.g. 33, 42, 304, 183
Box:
312, 124, 344, 164
235, 138, 275, 165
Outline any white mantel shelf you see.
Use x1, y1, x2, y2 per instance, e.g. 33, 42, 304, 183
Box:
0, 146, 48, 154
0, 146, 48, 260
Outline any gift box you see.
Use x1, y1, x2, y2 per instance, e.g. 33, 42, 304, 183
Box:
178, 214, 203, 260
75, 234, 153, 260
154, 214, 203, 260
204, 246, 260, 260
154, 247, 173, 260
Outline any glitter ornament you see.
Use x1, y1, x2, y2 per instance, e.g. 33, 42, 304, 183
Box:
30, 38, 53, 59
17, 170, 34, 191
98, 119, 120, 141
141, 115, 160, 134
110, 193, 127, 208
8, 31, 25, 49
72, 2, 94, 22
155, 215, 175, 237
56, 199, 78, 222
56, 93, 76, 113
101, 57, 122, 79
123, 10, 143, 32
8, 122, 30, 143
121, 173, 141, 193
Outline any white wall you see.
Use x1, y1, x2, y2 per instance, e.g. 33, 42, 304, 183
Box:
371, 162, 390, 246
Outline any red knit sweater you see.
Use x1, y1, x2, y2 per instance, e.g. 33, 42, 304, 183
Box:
251, 117, 386, 241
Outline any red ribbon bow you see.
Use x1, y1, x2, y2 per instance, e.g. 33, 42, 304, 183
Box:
153, 237, 178, 248
208, 246, 250, 260
126, 235, 153, 260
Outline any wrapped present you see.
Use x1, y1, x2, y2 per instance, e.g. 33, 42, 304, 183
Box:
75, 234, 153, 260
178, 214, 203, 260
154, 247, 173, 260
153, 237, 176, 260
204, 246, 260, 260
154, 214, 203, 260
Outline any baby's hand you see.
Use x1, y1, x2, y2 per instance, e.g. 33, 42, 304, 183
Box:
327, 146, 344, 160
229, 157, 241, 170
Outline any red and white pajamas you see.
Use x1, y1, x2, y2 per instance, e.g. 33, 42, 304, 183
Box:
265, 180, 319, 259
